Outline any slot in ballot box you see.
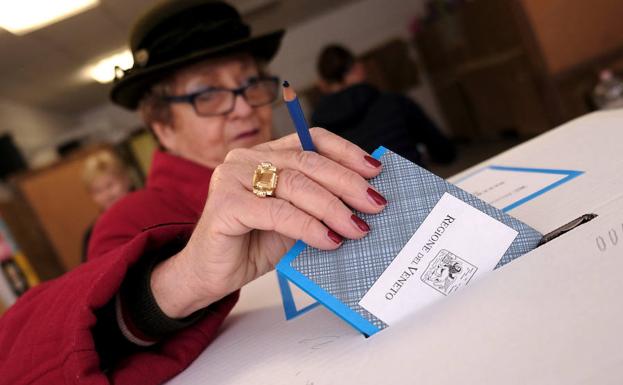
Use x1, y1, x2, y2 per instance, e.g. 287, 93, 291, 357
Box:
168, 110, 623, 385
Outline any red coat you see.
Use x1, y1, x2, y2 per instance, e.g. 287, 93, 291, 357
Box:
0, 151, 238, 384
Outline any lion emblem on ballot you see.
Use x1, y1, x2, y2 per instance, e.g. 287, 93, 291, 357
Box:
421, 249, 477, 295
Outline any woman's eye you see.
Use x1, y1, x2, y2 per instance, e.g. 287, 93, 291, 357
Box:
245, 76, 260, 85
198, 91, 219, 101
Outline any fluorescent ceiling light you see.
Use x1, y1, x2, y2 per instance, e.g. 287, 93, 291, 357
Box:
0, 0, 99, 35
85, 49, 133, 84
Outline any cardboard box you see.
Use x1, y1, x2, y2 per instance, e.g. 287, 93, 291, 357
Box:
168, 111, 623, 385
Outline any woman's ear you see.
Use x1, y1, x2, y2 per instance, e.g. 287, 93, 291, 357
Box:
151, 120, 177, 153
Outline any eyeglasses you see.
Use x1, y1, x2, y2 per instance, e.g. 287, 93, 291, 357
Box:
162, 76, 280, 117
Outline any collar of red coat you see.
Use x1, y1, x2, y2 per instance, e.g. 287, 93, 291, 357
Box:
146, 150, 214, 212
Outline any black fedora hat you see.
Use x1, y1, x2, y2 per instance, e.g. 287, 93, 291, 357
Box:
110, 0, 284, 110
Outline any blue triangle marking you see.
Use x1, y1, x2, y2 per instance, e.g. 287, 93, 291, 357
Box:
454, 165, 583, 212
277, 272, 320, 320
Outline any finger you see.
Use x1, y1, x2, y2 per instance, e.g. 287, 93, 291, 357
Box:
228, 163, 371, 239
236, 192, 344, 250
226, 148, 388, 214
276, 169, 371, 239
254, 127, 383, 179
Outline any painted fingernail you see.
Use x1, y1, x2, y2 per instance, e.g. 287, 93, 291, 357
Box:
367, 188, 387, 206
364, 155, 382, 168
327, 230, 343, 244
351, 215, 370, 232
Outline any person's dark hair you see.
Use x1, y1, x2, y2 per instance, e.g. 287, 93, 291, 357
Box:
317, 44, 355, 84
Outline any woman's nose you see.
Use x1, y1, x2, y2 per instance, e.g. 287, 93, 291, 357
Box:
229, 93, 254, 117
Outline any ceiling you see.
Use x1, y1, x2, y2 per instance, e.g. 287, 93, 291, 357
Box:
0, 0, 356, 115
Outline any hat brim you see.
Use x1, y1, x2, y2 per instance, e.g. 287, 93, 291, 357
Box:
110, 29, 284, 110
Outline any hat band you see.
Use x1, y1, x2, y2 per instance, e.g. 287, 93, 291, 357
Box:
137, 19, 251, 68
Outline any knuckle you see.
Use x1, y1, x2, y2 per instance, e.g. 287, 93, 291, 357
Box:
300, 214, 317, 235
338, 167, 356, 184
223, 149, 239, 163
295, 150, 323, 172
283, 170, 313, 196
309, 126, 327, 137
324, 196, 344, 219
336, 168, 360, 195
341, 138, 353, 156
254, 140, 274, 151
217, 189, 240, 209
206, 175, 240, 210
210, 164, 230, 187
269, 199, 295, 225
311, 126, 340, 144
224, 148, 249, 163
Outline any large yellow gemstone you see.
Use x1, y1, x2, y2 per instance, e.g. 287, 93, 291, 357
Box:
253, 162, 278, 197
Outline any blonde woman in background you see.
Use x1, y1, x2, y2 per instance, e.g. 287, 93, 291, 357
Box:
81, 150, 134, 259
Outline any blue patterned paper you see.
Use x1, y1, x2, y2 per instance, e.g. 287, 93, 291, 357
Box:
277, 148, 543, 334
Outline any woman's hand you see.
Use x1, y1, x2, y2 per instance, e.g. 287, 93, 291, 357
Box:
151, 128, 387, 318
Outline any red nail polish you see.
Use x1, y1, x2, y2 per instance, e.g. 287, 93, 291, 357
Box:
327, 230, 343, 244
367, 188, 387, 206
351, 215, 370, 232
364, 155, 382, 168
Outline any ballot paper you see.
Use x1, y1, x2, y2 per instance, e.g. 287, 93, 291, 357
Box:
276, 147, 542, 336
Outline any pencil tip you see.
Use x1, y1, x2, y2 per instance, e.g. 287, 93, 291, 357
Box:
283, 80, 290, 88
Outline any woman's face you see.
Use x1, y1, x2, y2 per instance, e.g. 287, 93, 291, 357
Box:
152, 54, 273, 168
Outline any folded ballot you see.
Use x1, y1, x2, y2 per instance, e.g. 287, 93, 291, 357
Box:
276, 147, 542, 336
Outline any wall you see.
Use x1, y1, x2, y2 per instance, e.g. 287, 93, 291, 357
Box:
519, 0, 623, 75
0, 99, 141, 168
0, 99, 75, 167
72, 104, 141, 144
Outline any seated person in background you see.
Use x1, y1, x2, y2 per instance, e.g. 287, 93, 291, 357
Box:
81, 150, 134, 259
312, 44, 456, 167
0, 1, 387, 384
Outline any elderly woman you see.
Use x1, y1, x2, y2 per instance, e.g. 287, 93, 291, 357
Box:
0, 1, 387, 384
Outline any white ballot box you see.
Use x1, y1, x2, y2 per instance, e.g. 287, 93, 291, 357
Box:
168, 110, 623, 385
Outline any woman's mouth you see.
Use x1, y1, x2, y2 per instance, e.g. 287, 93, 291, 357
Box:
234, 128, 260, 141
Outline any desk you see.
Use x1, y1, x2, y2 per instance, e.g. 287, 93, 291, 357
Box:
169, 110, 623, 385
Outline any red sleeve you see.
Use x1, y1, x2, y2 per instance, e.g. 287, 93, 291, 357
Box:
87, 190, 165, 259
0, 223, 238, 385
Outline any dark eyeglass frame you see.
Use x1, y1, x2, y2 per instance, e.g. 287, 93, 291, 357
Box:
162, 76, 280, 117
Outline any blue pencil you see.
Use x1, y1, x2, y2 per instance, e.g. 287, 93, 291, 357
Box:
282, 80, 317, 152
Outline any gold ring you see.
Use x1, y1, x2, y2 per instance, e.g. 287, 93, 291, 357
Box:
252, 162, 279, 198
